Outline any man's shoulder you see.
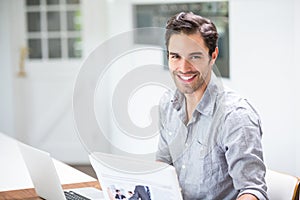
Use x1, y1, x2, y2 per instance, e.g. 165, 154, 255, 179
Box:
217, 87, 261, 124
159, 89, 176, 103
218, 87, 253, 109
159, 89, 180, 111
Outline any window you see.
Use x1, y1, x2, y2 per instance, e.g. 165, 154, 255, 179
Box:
25, 0, 82, 60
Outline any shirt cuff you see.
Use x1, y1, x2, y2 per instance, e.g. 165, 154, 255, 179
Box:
238, 189, 268, 200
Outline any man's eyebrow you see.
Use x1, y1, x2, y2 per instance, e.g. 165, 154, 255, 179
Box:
168, 52, 205, 57
189, 52, 204, 56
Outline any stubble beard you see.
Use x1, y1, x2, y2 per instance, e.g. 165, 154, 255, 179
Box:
172, 70, 208, 95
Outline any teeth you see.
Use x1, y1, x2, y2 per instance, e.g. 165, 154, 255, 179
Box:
179, 75, 195, 81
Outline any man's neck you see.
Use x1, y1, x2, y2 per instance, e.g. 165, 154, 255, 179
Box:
185, 82, 209, 123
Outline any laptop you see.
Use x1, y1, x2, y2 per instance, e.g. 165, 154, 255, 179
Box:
18, 142, 105, 200
89, 152, 183, 200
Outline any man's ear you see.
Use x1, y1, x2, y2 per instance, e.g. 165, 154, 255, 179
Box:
210, 47, 219, 65
211, 47, 219, 60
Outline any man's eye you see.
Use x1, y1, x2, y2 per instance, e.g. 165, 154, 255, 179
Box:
191, 55, 201, 59
170, 54, 179, 59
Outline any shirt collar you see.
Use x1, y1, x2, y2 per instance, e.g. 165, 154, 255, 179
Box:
170, 89, 185, 111
171, 73, 223, 116
195, 74, 220, 116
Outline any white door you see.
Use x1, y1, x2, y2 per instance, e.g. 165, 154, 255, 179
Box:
10, 0, 94, 163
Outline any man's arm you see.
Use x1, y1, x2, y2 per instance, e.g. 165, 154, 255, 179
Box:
222, 106, 268, 200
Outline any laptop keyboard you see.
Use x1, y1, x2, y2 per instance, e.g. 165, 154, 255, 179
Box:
64, 191, 91, 200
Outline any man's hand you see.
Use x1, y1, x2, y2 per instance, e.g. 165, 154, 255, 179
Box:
237, 194, 258, 200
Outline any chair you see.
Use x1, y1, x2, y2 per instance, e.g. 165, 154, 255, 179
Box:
265, 169, 300, 200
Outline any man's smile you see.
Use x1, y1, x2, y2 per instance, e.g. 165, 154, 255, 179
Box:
176, 72, 198, 83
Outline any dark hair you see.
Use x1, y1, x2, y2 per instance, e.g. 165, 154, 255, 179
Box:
165, 12, 219, 57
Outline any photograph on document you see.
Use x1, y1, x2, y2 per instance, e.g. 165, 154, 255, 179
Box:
102, 179, 175, 200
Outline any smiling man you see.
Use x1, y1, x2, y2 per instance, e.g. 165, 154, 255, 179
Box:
156, 12, 268, 200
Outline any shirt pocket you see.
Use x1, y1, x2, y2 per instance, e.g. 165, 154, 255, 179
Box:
185, 139, 212, 186
197, 138, 209, 159
196, 137, 228, 182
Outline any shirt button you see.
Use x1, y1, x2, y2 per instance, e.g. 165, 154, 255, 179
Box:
185, 143, 188, 147
168, 131, 172, 135
182, 165, 186, 169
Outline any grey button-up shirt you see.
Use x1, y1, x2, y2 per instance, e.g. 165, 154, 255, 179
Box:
156, 74, 268, 200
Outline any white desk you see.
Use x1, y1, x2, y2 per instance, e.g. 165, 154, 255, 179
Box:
0, 132, 96, 192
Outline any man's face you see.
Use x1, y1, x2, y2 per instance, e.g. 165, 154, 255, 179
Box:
168, 33, 217, 95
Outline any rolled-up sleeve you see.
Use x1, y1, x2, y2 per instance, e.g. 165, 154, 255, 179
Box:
222, 107, 268, 200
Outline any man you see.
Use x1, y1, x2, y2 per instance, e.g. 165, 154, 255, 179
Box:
129, 185, 151, 200
156, 12, 268, 200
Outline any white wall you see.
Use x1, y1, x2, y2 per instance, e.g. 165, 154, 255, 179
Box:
228, 0, 299, 176
293, 0, 300, 176
0, 0, 14, 136
81, 0, 109, 55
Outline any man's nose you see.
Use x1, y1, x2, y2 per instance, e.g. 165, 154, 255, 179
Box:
178, 58, 193, 72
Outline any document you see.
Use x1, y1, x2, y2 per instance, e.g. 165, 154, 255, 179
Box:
89, 152, 183, 200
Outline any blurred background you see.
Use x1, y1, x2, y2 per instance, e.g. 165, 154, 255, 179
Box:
0, 0, 299, 178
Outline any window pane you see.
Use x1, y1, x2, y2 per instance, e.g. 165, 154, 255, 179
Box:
27, 12, 41, 32
68, 38, 81, 58
67, 11, 81, 31
67, 0, 80, 4
48, 38, 61, 58
47, 11, 61, 31
46, 0, 59, 5
26, 0, 82, 60
28, 39, 42, 59
26, 0, 40, 6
